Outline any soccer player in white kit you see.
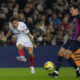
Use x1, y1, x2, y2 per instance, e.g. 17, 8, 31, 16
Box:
5, 17, 35, 74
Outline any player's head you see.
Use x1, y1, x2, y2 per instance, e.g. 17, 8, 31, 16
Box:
10, 16, 18, 28
69, 3, 79, 16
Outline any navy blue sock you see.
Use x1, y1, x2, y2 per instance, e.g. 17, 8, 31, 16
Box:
67, 58, 78, 69
55, 56, 63, 71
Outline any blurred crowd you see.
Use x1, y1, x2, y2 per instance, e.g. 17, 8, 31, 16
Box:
0, 0, 79, 46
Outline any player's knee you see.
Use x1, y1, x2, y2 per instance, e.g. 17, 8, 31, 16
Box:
64, 50, 72, 60
28, 50, 34, 56
58, 51, 63, 57
64, 54, 70, 60
17, 44, 23, 50
58, 48, 65, 57
29, 52, 34, 57
27, 47, 33, 55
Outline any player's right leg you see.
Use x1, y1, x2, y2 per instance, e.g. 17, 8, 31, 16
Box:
48, 47, 66, 78
16, 44, 27, 62
48, 40, 72, 78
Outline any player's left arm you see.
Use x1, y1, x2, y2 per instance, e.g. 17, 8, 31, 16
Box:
26, 32, 37, 48
75, 20, 80, 42
27, 32, 34, 44
77, 31, 80, 41
23, 23, 37, 48
77, 29, 80, 42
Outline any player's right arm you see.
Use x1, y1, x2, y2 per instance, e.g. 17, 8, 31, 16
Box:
3, 30, 12, 42
5, 30, 13, 39
5, 23, 13, 41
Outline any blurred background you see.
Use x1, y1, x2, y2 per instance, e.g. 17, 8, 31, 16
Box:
0, 0, 78, 46
0, 0, 80, 67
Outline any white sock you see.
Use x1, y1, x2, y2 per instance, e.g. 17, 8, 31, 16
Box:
30, 66, 35, 74
76, 67, 79, 71
54, 71, 58, 74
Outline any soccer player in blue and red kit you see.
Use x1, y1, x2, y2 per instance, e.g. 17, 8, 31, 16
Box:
49, 3, 80, 78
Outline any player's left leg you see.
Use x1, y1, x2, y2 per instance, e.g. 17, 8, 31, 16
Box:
27, 47, 35, 74
16, 44, 27, 62
64, 50, 80, 77
48, 47, 67, 78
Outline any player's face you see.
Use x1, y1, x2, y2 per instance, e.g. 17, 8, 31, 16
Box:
70, 7, 78, 16
12, 20, 18, 28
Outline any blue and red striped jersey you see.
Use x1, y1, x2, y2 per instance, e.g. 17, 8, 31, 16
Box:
71, 14, 80, 40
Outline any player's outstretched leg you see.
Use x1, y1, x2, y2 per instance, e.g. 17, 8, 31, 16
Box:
17, 44, 27, 62
48, 48, 66, 78
64, 50, 80, 77
27, 47, 35, 74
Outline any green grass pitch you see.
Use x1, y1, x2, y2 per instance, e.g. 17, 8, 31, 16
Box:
0, 67, 79, 80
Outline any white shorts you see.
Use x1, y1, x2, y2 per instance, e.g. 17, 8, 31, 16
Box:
16, 38, 33, 48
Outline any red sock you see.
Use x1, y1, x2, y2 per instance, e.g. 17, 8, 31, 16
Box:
19, 49, 25, 57
29, 56, 34, 66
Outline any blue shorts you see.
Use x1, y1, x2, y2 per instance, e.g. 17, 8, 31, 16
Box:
63, 40, 80, 52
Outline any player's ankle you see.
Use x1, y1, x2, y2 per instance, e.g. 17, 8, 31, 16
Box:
76, 67, 79, 71
54, 70, 58, 74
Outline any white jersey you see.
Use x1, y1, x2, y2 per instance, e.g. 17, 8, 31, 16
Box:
9, 22, 33, 48
9, 22, 29, 39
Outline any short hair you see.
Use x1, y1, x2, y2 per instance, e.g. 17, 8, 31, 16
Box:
10, 16, 18, 23
69, 3, 79, 9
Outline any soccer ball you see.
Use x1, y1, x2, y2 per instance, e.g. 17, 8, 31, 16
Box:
44, 61, 54, 71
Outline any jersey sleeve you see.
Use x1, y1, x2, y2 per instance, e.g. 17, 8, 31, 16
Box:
23, 23, 29, 33
9, 23, 13, 31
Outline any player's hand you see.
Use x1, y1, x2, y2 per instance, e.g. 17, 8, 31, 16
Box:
3, 37, 7, 42
33, 44, 37, 48
77, 36, 80, 42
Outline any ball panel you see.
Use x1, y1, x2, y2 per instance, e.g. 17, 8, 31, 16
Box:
44, 61, 54, 71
